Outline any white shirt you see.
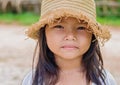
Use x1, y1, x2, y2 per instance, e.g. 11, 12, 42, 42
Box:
22, 70, 117, 85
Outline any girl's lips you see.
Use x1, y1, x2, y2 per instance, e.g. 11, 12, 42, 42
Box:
61, 45, 79, 49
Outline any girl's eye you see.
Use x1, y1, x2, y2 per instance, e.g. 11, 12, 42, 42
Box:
77, 26, 86, 30
53, 25, 64, 29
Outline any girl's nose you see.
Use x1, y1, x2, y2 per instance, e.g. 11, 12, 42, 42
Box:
64, 31, 77, 41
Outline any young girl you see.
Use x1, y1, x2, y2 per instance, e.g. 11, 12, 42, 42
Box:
22, 0, 116, 85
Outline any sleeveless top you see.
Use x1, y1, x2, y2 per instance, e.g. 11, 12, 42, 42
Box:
22, 70, 117, 85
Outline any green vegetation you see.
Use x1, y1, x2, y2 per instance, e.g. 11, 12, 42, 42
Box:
0, 12, 120, 26
0, 12, 39, 25
97, 16, 120, 26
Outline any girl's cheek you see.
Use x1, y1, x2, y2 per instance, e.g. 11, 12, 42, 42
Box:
77, 32, 92, 41
77, 32, 88, 38
52, 30, 66, 36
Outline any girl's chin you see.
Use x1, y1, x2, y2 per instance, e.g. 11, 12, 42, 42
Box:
56, 54, 82, 60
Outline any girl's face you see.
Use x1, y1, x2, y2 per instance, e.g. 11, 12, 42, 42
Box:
45, 17, 92, 61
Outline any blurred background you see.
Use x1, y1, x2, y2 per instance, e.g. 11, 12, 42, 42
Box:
0, 0, 120, 85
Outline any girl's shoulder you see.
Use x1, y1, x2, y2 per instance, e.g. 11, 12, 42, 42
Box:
92, 70, 117, 85
22, 71, 33, 85
103, 70, 117, 85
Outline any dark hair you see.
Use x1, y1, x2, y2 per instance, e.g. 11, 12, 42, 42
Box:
32, 26, 106, 85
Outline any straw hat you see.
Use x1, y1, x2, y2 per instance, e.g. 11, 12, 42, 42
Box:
26, 0, 111, 44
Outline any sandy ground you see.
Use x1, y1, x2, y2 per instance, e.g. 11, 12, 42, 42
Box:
0, 24, 120, 85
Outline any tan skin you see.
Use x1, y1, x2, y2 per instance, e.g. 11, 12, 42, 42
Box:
45, 17, 92, 85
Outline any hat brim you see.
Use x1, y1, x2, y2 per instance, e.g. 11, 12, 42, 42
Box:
26, 8, 111, 44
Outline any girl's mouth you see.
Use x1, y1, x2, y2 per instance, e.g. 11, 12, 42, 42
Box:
61, 45, 79, 50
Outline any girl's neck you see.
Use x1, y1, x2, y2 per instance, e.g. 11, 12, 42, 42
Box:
55, 56, 84, 72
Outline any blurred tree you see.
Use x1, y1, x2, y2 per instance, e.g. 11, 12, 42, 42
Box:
0, 0, 24, 13
0, 0, 42, 14
95, 0, 120, 17
21, 0, 42, 14
0, 0, 2, 13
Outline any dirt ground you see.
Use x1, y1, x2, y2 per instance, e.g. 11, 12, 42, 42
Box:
0, 24, 120, 85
